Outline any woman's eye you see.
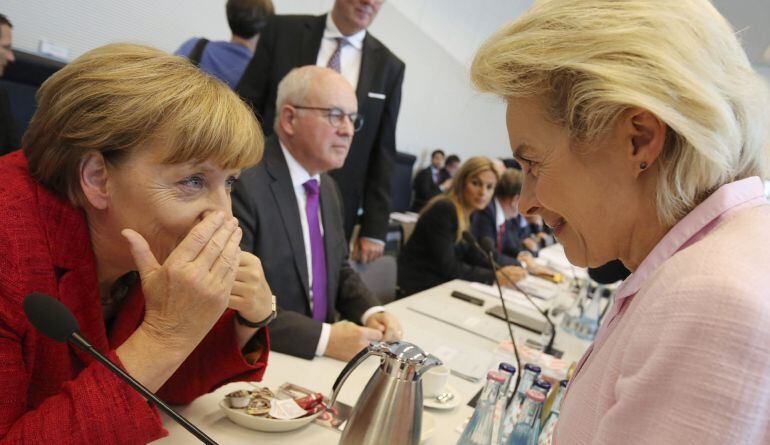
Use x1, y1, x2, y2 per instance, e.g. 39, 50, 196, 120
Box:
179, 174, 205, 190
225, 176, 238, 189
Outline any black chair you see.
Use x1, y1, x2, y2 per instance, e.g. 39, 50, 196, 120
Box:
1, 49, 65, 141
390, 151, 416, 213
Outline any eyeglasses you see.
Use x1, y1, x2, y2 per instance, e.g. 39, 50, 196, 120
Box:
292, 105, 364, 132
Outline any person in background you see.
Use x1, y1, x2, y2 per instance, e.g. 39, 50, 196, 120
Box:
176, 0, 274, 89
0, 44, 274, 443
233, 66, 403, 361
0, 13, 19, 155
472, 0, 770, 442
237, 0, 405, 264
411, 148, 451, 212
441, 154, 461, 182
398, 156, 527, 296
471, 168, 543, 267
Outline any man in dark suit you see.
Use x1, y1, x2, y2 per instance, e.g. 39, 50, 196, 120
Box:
471, 169, 542, 267
233, 66, 403, 361
411, 149, 451, 212
236, 0, 405, 264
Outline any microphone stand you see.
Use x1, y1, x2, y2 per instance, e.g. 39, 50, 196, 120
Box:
484, 249, 523, 399
68, 332, 219, 445
498, 268, 559, 357
462, 232, 522, 397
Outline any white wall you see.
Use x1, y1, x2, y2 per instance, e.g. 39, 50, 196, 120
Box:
3, 0, 768, 170
1, 0, 520, 169
3, 0, 231, 59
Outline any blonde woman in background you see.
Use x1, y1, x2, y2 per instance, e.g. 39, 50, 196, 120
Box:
472, 0, 770, 443
398, 156, 527, 296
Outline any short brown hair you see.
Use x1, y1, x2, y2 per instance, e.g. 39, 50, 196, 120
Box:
23, 43, 264, 205
227, 0, 274, 38
495, 168, 523, 198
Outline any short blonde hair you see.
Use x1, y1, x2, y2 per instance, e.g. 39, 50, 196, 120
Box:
24, 43, 263, 205
424, 156, 498, 242
471, 0, 770, 225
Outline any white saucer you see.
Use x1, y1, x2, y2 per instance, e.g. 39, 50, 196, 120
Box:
423, 385, 460, 410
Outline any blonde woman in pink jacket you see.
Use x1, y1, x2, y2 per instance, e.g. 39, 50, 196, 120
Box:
472, 0, 770, 444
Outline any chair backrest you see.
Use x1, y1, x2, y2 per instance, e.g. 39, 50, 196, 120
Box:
1, 49, 66, 138
390, 151, 416, 213
353, 255, 398, 304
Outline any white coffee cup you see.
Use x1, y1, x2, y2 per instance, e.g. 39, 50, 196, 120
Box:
422, 365, 450, 398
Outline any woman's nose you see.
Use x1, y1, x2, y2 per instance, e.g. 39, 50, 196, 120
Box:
519, 178, 540, 216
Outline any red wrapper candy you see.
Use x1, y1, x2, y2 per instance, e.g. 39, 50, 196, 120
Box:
294, 393, 324, 410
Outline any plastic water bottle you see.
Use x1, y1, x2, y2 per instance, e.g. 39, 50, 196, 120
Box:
537, 380, 567, 445
458, 371, 507, 445
491, 363, 517, 444
499, 363, 541, 443
505, 389, 546, 445
529, 379, 551, 437
531, 379, 551, 399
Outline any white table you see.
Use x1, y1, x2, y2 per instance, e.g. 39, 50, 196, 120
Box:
154, 276, 593, 444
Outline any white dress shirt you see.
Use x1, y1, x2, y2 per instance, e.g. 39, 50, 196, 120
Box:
280, 143, 384, 356
315, 14, 366, 90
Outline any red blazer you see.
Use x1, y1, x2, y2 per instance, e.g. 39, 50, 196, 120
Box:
0, 151, 269, 444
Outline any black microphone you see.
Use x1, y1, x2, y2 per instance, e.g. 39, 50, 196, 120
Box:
23, 292, 219, 445
461, 231, 522, 396
478, 236, 559, 357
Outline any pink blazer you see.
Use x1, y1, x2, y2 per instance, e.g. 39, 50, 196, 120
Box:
555, 177, 770, 444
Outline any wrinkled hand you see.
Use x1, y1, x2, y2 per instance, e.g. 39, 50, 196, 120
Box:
365, 311, 403, 342
325, 320, 383, 361
497, 265, 527, 287
522, 237, 539, 253
229, 251, 274, 324
355, 238, 384, 264
122, 212, 241, 347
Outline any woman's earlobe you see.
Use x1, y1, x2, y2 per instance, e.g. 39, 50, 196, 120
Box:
79, 152, 110, 210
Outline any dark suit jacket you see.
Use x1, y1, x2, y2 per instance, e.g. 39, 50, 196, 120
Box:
397, 199, 495, 296
232, 136, 380, 359
236, 14, 405, 241
470, 201, 526, 267
411, 166, 442, 212
0, 87, 19, 156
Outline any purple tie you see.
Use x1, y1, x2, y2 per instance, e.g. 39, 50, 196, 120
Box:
303, 179, 327, 321
326, 37, 348, 73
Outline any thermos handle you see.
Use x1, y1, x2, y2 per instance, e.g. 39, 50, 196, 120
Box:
328, 345, 375, 409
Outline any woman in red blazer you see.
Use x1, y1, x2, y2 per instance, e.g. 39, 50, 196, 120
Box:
0, 44, 274, 444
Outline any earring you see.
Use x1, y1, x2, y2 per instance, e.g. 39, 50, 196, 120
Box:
640, 162, 648, 170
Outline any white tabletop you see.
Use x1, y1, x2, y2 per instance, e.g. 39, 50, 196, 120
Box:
154, 261, 594, 444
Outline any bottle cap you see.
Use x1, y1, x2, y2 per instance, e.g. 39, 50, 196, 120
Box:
534, 379, 552, 391
524, 363, 542, 373
498, 362, 516, 374
525, 389, 546, 403
486, 370, 507, 383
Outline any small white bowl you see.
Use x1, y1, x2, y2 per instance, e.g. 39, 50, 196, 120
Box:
219, 400, 323, 433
